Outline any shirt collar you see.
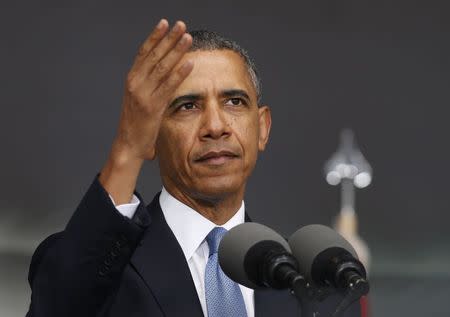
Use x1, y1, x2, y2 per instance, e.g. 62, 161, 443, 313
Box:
159, 186, 245, 261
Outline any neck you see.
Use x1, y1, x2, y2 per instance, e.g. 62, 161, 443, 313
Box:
162, 182, 245, 225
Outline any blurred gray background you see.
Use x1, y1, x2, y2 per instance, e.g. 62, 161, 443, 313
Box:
1, 0, 449, 316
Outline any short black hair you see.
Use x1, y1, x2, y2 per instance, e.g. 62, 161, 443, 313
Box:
189, 30, 262, 103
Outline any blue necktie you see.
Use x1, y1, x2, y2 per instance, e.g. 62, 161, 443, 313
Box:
205, 227, 248, 317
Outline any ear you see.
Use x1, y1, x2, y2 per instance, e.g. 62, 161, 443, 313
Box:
257, 105, 272, 151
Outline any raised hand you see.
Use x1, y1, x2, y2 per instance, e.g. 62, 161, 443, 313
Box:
117, 19, 193, 160
100, 19, 194, 204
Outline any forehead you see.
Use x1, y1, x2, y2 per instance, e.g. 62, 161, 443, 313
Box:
172, 49, 257, 99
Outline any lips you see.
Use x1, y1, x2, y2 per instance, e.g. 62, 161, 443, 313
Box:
195, 150, 239, 162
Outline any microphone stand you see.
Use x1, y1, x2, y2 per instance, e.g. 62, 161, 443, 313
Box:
277, 263, 368, 317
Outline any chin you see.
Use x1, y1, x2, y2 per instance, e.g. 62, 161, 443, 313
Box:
192, 176, 245, 200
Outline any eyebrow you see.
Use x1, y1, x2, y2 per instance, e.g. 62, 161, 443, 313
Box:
221, 89, 251, 102
168, 94, 200, 109
168, 89, 251, 109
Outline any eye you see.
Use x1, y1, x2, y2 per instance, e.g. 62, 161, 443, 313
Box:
225, 98, 246, 106
178, 102, 197, 111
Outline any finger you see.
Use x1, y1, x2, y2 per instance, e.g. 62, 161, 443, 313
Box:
131, 19, 169, 69
155, 60, 194, 100
145, 33, 192, 91
139, 20, 187, 78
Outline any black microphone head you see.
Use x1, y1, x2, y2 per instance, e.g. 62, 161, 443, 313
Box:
288, 224, 358, 285
218, 222, 291, 289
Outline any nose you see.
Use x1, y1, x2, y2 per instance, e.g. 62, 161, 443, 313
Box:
199, 101, 231, 140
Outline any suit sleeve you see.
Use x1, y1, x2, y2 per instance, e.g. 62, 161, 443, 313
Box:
26, 174, 151, 317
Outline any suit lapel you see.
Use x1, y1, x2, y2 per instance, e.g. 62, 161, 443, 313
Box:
130, 193, 204, 317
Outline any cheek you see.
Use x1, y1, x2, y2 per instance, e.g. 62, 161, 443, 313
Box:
235, 116, 260, 163
158, 124, 195, 169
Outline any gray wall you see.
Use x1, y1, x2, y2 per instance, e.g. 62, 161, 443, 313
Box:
1, 1, 449, 316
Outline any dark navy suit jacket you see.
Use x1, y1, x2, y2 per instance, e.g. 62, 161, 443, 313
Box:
26, 175, 361, 317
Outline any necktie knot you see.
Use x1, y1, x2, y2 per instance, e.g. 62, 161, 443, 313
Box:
206, 227, 227, 256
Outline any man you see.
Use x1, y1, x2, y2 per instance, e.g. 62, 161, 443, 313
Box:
26, 19, 361, 317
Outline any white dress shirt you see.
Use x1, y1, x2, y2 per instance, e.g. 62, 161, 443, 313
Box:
109, 189, 255, 317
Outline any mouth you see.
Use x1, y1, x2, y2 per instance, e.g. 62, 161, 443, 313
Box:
194, 150, 239, 165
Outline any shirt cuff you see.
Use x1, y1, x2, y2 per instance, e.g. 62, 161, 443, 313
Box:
108, 194, 140, 219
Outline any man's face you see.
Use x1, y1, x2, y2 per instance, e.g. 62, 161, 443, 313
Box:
155, 49, 271, 200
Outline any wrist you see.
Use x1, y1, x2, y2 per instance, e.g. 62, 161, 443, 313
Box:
108, 140, 144, 172
99, 141, 144, 205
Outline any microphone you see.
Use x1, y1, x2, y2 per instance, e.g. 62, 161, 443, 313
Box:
218, 223, 302, 290
288, 224, 369, 296
219, 223, 366, 317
